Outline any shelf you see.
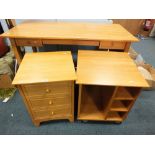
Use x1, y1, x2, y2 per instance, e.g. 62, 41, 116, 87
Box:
78, 96, 106, 121
114, 87, 135, 100
106, 111, 123, 121
78, 111, 106, 121
110, 100, 129, 112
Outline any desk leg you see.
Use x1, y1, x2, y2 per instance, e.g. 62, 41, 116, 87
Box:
124, 42, 131, 52
32, 47, 38, 52
69, 81, 75, 122
77, 85, 82, 118
10, 38, 22, 65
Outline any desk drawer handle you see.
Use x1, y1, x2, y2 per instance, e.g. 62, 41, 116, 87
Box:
51, 111, 54, 115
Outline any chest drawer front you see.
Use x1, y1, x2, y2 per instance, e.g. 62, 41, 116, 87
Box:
33, 106, 71, 120
23, 82, 71, 98
15, 39, 42, 46
29, 94, 71, 109
99, 41, 125, 49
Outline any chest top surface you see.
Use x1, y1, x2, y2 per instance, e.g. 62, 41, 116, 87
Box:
12, 51, 76, 85
1, 21, 138, 42
76, 50, 149, 87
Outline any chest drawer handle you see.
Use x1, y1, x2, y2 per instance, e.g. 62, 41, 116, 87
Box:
51, 111, 54, 115
49, 100, 53, 105
46, 89, 50, 93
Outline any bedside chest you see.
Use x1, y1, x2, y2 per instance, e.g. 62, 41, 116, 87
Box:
12, 52, 76, 126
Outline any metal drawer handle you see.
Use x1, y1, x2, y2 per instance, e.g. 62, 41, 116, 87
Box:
51, 111, 54, 115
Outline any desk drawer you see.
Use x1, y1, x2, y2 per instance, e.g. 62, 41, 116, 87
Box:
29, 94, 71, 109
23, 82, 71, 98
43, 39, 99, 46
33, 106, 71, 120
15, 39, 42, 46
99, 41, 125, 49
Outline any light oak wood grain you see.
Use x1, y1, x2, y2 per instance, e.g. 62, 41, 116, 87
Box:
43, 39, 99, 46
1, 22, 138, 42
77, 51, 147, 123
15, 38, 43, 46
13, 52, 76, 126
76, 50, 149, 87
99, 41, 126, 49
12, 52, 76, 85
22, 82, 71, 98
0, 22, 139, 63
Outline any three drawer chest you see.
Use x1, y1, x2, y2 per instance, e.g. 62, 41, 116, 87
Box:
12, 52, 76, 126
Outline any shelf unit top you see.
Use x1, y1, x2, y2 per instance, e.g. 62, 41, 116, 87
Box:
76, 50, 149, 87
12, 51, 76, 85
1, 21, 138, 42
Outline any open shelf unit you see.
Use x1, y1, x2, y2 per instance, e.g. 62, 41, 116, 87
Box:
106, 86, 141, 122
78, 85, 141, 122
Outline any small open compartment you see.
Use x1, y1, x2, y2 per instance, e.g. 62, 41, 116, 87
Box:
114, 87, 141, 100
110, 100, 132, 112
78, 85, 115, 121
106, 111, 126, 121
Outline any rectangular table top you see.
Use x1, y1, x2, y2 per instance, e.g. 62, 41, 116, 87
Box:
1, 21, 138, 42
76, 50, 149, 87
12, 52, 76, 85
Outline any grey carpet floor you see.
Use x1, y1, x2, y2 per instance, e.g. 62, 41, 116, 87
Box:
0, 37, 155, 135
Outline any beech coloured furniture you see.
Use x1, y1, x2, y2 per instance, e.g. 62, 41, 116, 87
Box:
0, 21, 139, 64
76, 51, 149, 123
12, 52, 76, 126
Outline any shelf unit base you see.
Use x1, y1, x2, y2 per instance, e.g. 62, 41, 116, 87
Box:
78, 85, 141, 122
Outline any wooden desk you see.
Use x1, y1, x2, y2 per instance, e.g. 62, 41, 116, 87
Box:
76, 51, 149, 123
12, 52, 76, 126
1, 21, 139, 64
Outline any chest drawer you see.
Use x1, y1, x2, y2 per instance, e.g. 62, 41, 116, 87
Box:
15, 39, 42, 46
28, 94, 71, 109
99, 41, 125, 50
23, 82, 71, 98
33, 106, 71, 120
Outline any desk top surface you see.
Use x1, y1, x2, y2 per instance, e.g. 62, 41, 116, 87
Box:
76, 51, 149, 87
1, 21, 138, 42
12, 52, 76, 85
